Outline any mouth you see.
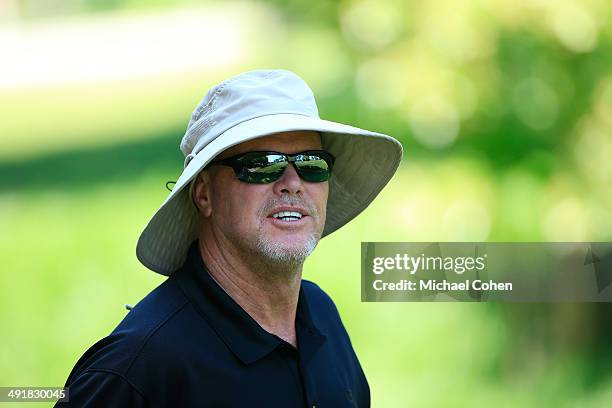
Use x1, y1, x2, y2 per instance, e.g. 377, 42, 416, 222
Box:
271, 211, 304, 222
267, 207, 309, 224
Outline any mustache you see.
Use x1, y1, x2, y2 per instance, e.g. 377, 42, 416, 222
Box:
259, 196, 319, 219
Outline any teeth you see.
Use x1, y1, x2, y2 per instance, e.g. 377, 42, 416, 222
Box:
272, 211, 303, 220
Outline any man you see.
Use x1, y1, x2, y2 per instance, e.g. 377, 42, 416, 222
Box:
58, 69, 402, 407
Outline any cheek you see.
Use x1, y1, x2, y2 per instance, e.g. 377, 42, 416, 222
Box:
210, 179, 241, 229
213, 184, 267, 229
314, 184, 329, 219
323, 183, 329, 205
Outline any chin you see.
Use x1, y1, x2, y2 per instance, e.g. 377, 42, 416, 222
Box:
255, 235, 319, 264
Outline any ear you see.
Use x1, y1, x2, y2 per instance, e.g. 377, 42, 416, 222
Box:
192, 170, 213, 218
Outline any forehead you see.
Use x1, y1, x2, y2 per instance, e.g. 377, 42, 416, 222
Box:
217, 130, 322, 159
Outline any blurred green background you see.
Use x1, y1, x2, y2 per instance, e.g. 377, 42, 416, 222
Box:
2, 0, 612, 406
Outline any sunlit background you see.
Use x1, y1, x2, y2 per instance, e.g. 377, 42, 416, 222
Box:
2, 0, 612, 406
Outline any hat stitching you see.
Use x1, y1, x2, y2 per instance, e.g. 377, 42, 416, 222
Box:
183, 100, 219, 156
191, 80, 229, 122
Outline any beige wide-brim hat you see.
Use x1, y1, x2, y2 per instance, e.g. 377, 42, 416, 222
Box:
137, 69, 403, 275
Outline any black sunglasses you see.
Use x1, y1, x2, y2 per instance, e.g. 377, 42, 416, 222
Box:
209, 150, 335, 184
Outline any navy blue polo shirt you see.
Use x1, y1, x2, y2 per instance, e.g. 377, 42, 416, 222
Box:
57, 241, 369, 407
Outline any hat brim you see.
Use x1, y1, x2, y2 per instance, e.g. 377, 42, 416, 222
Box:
136, 113, 403, 275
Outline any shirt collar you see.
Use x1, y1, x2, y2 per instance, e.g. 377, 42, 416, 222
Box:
173, 240, 326, 365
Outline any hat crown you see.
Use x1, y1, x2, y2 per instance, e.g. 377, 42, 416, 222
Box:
180, 70, 320, 157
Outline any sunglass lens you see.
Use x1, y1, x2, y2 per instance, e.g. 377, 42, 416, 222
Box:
236, 153, 287, 183
295, 154, 332, 182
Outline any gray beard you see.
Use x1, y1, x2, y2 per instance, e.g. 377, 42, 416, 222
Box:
254, 232, 319, 267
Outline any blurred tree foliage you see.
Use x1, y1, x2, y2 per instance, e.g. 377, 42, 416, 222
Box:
4, 0, 612, 401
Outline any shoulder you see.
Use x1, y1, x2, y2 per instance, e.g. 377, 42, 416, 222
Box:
301, 279, 336, 307
300, 279, 345, 327
56, 369, 148, 407
65, 278, 190, 387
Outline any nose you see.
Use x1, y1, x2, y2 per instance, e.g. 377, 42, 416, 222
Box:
273, 163, 303, 196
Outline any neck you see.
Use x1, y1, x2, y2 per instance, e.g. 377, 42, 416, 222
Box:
197, 235, 303, 348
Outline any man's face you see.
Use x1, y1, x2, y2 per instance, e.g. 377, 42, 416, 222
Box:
195, 130, 329, 265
